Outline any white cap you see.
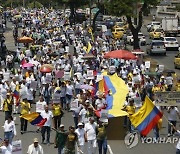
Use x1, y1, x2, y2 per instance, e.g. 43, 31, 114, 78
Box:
60, 124, 64, 127
78, 123, 83, 126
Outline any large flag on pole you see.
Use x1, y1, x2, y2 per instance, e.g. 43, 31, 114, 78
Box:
130, 96, 163, 136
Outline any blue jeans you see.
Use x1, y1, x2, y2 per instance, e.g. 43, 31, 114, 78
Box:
41, 126, 51, 143
58, 146, 64, 154
176, 149, 180, 154
153, 125, 159, 139
97, 139, 107, 154
4, 131, 14, 144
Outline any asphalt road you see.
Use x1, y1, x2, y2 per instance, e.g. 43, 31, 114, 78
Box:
0, 18, 179, 154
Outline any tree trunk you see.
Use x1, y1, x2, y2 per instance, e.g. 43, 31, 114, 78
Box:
92, 9, 101, 33
126, 10, 143, 50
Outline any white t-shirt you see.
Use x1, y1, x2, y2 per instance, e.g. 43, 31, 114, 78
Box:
95, 98, 106, 110
66, 85, 73, 96
41, 111, 53, 127
168, 107, 179, 121
36, 101, 47, 113
84, 122, 97, 140
75, 128, 85, 146
79, 108, 89, 124
0, 145, 12, 154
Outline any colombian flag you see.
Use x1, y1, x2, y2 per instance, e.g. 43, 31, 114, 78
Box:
13, 85, 20, 106
94, 72, 128, 117
20, 112, 47, 127
130, 96, 163, 136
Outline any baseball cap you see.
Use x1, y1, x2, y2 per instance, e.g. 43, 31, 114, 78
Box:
33, 138, 38, 143
78, 123, 83, 126
60, 124, 64, 128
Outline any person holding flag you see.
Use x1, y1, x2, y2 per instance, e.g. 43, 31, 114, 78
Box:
20, 98, 31, 134
13, 84, 20, 114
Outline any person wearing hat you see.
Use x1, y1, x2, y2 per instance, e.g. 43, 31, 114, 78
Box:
0, 139, 12, 154
75, 123, 85, 154
27, 138, 44, 154
84, 117, 97, 154
3, 93, 13, 120
53, 124, 67, 154
64, 126, 78, 154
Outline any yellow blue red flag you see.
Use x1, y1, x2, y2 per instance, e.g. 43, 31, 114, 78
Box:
20, 112, 47, 127
130, 96, 163, 136
94, 71, 128, 117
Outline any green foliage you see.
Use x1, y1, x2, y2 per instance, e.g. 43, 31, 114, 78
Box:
176, 4, 180, 12
28, 1, 43, 8
105, 0, 160, 17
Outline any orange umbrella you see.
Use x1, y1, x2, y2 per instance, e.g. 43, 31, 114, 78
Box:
41, 64, 54, 69
17, 36, 34, 43
40, 66, 53, 73
104, 50, 137, 60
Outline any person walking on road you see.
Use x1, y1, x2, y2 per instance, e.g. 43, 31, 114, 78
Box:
27, 138, 44, 154
75, 123, 86, 154
53, 124, 67, 154
0, 138, 12, 154
41, 105, 53, 145
3, 93, 13, 120
97, 119, 108, 154
64, 126, 78, 154
85, 117, 97, 154
20, 98, 30, 134
2, 115, 16, 144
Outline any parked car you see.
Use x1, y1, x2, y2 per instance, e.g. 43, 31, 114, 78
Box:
147, 40, 166, 55
149, 28, 164, 39
161, 37, 179, 51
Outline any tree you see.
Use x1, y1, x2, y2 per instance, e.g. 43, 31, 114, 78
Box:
61, 0, 89, 25
106, 0, 160, 50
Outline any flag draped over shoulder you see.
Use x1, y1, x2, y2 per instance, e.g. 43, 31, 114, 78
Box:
20, 112, 47, 127
94, 72, 128, 117
130, 96, 163, 136
13, 85, 20, 106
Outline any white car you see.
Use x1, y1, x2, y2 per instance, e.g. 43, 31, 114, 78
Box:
147, 21, 161, 32
162, 37, 179, 51
127, 32, 146, 46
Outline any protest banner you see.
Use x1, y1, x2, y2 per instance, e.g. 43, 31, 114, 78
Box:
64, 72, 70, 80
52, 93, 61, 103
12, 140, 22, 154
100, 109, 108, 122
30, 81, 37, 89
55, 70, 64, 79
45, 75, 52, 83
87, 70, 94, 79
159, 65, 164, 72
145, 61, 150, 68
70, 99, 79, 111
154, 92, 180, 106
133, 97, 142, 108
3, 72, 10, 81
102, 25, 107, 32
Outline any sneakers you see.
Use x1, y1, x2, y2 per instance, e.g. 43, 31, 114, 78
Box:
167, 133, 171, 137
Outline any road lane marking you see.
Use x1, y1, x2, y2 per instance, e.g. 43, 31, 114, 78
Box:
107, 145, 113, 154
